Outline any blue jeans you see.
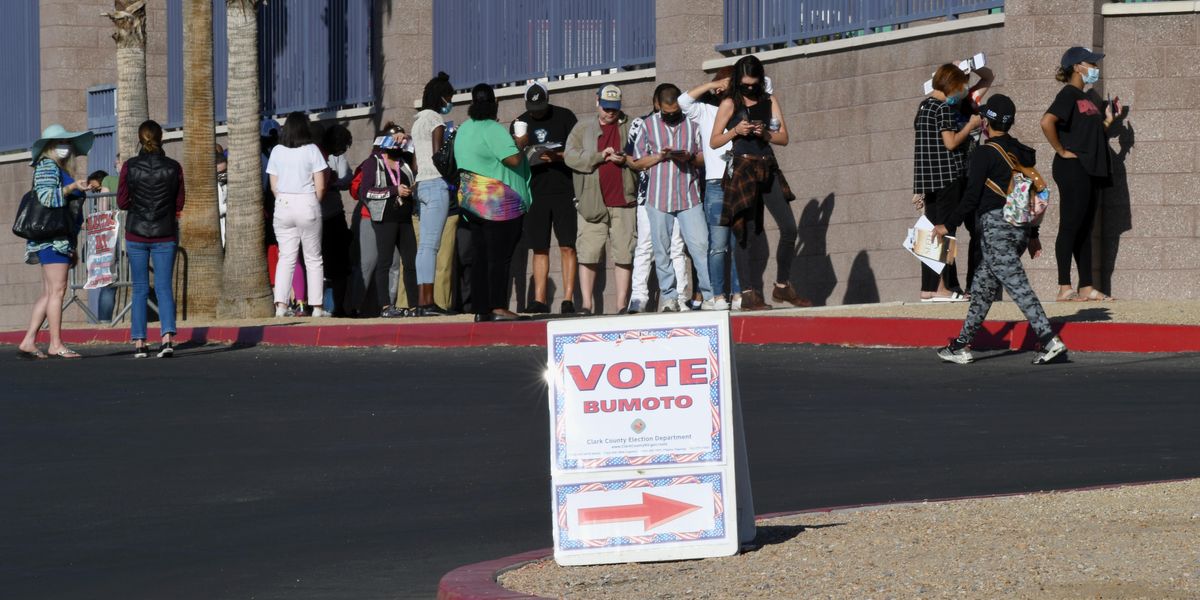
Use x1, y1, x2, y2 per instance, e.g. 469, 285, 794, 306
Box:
415, 178, 451, 285
646, 203, 713, 301
127, 240, 177, 341
704, 180, 739, 297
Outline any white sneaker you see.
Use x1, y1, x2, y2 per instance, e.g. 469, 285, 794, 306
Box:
275, 304, 288, 317
677, 298, 693, 311
660, 299, 680, 313
627, 297, 647, 314
310, 307, 333, 318
700, 297, 729, 311
1032, 336, 1067, 365
731, 294, 742, 311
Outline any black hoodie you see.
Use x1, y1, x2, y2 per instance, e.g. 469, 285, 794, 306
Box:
946, 133, 1039, 238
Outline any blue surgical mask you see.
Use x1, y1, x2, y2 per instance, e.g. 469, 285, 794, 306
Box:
1082, 67, 1100, 85
440, 101, 453, 115
945, 89, 966, 106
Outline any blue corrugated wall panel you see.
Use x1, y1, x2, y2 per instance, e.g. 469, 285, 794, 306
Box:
1, 0, 41, 153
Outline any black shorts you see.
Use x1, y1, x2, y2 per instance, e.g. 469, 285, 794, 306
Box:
524, 194, 576, 250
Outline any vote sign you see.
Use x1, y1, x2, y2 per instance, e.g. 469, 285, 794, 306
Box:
547, 311, 744, 565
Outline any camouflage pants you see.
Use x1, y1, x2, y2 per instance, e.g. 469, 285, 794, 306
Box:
958, 210, 1054, 345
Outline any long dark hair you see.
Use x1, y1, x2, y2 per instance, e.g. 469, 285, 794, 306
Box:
727, 55, 767, 111
278, 111, 313, 148
421, 72, 454, 111
467, 83, 498, 121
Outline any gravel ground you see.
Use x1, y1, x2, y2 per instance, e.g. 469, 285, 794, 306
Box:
500, 479, 1200, 599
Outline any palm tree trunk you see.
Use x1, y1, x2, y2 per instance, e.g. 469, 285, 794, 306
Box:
106, 0, 148, 165
178, 0, 224, 318
217, 0, 272, 318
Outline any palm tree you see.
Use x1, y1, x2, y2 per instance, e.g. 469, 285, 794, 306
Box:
104, 0, 148, 164
178, 0, 224, 318
217, 0, 272, 318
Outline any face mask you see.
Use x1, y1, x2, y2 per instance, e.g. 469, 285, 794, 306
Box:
945, 88, 967, 106
54, 146, 71, 159
661, 111, 684, 126
440, 101, 453, 115
1082, 67, 1100, 84
738, 83, 762, 98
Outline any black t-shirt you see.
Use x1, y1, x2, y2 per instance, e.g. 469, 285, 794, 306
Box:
513, 105, 578, 200
1046, 85, 1110, 178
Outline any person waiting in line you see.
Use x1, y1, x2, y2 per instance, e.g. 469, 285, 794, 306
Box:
320, 124, 355, 315
711, 55, 806, 310
454, 84, 532, 322
15, 124, 94, 360
117, 120, 185, 358
512, 82, 579, 315
85, 170, 110, 193
629, 83, 718, 312
626, 84, 691, 314
357, 123, 418, 318
565, 84, 638, 315
410, 72, 458, 316
933, 95, 1067, 366
680, 67, 741, 310
1041, 46, 1117, 302
912, 63, 982, 302
266, 111, 332, 318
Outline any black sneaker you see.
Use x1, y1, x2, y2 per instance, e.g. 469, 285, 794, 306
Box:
133, 344, 149, 359
1032, 336, 1068, 365
380, 306, 408, 318
417, 304, 453, 317
560, 300, 576, 314
525, 301, 551, 314
157, 342, 175, 359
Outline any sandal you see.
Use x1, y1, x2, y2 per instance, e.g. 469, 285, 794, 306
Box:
1084, 289, 1115, 302
16, 349, 48, 360
50, 349, 82, 359
930, 292, 967, 302
1056, 289, 1085, 302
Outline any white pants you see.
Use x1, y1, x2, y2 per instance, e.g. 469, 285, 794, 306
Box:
631, 203, 689, 303
273, 192, 325, 306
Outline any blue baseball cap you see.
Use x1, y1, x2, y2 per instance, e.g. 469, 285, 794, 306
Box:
1061, 46, 1104, 68
597, 84, 622, 110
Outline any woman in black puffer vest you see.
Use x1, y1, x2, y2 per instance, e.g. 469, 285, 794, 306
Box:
117, 120, 185, 359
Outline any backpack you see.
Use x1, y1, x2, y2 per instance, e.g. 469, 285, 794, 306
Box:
431, 127, 458, 180
348, 163, 365, 200
984, 142, 1049, 227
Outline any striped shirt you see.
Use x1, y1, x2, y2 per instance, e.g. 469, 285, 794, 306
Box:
630, 112, 703, 213
25, 158, 76, 262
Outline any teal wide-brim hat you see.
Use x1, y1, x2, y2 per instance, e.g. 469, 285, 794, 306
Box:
29, 124, 95, 165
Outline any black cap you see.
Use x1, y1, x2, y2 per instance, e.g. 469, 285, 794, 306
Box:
980, 94, 1016, 128
1061, 46, 1104, 68
525, 83, 549, 112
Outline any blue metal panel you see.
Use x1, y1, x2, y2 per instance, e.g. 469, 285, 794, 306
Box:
0, 0, 40, 153
434, 0, 656, 91
719, 0, 1004, 51
167, 0, 374, 126
86, 85, 117, 175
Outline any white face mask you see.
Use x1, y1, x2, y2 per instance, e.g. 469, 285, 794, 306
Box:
54, 146, 71, 160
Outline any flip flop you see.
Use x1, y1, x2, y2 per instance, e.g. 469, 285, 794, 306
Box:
930, 292, 967, 302
1084, 290, 1115, 301
50, 349, 82, 359
16, 349, 48, 360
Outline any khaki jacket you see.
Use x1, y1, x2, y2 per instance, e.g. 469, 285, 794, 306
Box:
564, 115, 636, 223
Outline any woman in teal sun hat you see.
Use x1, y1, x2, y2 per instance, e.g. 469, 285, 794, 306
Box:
15, 124, 94, 360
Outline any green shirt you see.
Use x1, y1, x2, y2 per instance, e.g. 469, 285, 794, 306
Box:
453, 118, 531, 206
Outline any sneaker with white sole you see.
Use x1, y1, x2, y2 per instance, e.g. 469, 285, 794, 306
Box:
627, 298, 647, 314
937, 342, 974, 364
1032, 336, 1067, 365
699, 297, 730, 311
731, 294, 742, 311
660, 299, 680, 313
275, 304, 288, 317
310, 307, 333, 318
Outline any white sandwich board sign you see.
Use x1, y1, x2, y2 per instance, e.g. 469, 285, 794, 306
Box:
546, 310, 753, 566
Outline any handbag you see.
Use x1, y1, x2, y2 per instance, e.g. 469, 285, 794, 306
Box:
432, 127, 458, 179
12, 185, 72, 242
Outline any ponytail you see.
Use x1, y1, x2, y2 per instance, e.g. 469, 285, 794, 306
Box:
138, 119, 163, 153
1054, 65, 1072, 83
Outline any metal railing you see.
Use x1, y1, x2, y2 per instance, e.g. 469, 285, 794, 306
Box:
434, 0, 656, 91
719, 0, 1004, 52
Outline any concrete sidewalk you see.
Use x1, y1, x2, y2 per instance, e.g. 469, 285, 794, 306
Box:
2, 300, 1197, 353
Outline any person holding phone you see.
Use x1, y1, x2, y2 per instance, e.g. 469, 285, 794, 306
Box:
1041, 46, 1117, 302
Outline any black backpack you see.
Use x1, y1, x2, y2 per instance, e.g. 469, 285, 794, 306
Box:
431, 128, 458, 180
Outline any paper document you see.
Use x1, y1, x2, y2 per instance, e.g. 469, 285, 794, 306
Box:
902, 215, 957, 274
526, 142, 563, 162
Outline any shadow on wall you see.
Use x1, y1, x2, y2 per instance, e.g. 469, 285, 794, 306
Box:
793, 193, 838, 306
1099, 104, 1134, 296
842, 250, 880, 304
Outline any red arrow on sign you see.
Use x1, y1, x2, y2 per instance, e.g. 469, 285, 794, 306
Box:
577, 492, 702, 531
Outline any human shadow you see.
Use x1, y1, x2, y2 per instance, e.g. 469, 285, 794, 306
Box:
842, 250, 880, 304
743, 523, 845, 552
793, 194, 837, 306
1051, 306, 1113, 323
1100, 102, 1134, 296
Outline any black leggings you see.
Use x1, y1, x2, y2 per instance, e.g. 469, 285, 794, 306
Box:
1052, 156, 1100, 288
761, 175, 797, 285
467, 215, 523, 314
732, 172, 790, 295
372, 220, 417, 308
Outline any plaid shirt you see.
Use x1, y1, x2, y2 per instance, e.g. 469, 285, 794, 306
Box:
913, 97, 968, 193
630, 112, 703, 213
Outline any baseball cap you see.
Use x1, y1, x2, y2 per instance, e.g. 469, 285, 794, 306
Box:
525, 82, 549, 112
597, 84, 622, 110
980, 94, 1016, 128
1061, 46, 1104, 68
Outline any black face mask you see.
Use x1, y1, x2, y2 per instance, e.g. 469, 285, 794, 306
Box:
661, 110, 684, 126
738, 83, 762, 98
385, 149, 404, 160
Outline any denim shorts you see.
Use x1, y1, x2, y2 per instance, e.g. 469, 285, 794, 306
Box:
36, 247, 71, 265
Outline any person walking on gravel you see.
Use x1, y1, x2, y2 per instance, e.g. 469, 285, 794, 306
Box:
933, 95, 1067, 366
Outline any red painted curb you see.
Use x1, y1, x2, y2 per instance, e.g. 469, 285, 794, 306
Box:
436, 477, 1198, 600
2, 316, 1198, 353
